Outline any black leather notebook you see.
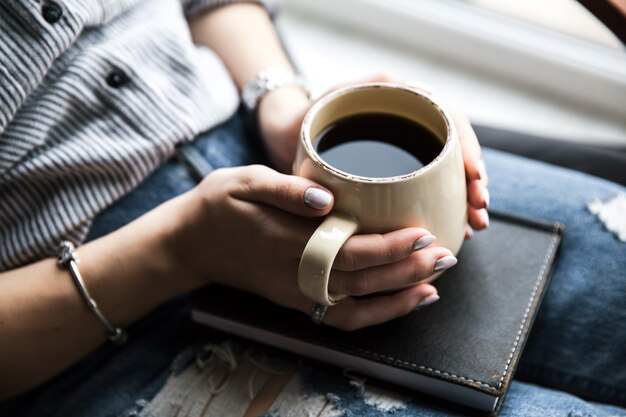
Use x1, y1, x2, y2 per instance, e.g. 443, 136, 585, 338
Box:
190, 212, 563, 415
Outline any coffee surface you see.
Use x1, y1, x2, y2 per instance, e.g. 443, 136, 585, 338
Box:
313, 113, 443, 178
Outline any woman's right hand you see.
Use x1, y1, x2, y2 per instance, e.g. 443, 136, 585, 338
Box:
163, 165, 455, 330
0, 164, 455, 397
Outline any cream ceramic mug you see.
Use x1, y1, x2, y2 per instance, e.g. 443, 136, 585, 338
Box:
294, 82, 467, 306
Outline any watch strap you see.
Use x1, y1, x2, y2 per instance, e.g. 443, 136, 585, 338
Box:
241, 67, 310, 113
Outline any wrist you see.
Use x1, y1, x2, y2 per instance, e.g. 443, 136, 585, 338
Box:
153, 189, 221, 293
241, 67, 310, 114
75, 210, 184, 328
142, 193, 203, 294
257, 86, 310, 172
258, 85, 310, 126
91, 193, 197, 300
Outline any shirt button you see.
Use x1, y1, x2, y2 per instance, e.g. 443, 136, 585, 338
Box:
41, 1, 63, 24
106, 69, 130, 88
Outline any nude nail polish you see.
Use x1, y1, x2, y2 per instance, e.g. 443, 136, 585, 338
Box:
412, 235, 436, 251
304, 188, 332, 209
480, 208, 490, 228
433, 255, 458, 273
416, 293, 440, 309
483, 188, 490, 209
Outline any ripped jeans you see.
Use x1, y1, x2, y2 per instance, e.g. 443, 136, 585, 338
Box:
2, 110, 625, 417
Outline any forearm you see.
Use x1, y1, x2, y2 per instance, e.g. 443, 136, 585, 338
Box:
188, 3, 310, 171
0, 195, 187, 399
187, 3, 292, 89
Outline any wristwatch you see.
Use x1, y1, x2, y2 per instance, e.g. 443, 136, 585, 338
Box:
241, 67, 310, 113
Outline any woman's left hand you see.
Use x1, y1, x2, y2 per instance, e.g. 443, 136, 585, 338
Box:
257, 85, 310, 173
257, 73, 489, 234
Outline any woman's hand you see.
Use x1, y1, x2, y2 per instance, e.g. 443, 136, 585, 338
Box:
257, 73, 490, 235
257, 86, 310, 172
165, 165, 452, 330
451, 110, 490, 236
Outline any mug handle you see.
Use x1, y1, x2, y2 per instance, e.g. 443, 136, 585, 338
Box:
298, 212, 359, 306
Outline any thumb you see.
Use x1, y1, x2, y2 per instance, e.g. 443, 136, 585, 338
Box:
231, 165, 334, 217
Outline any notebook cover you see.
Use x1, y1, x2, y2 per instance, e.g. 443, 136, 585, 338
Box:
190, 211, 563, 415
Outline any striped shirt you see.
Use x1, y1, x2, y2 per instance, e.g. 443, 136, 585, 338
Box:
0, 0, 265, 270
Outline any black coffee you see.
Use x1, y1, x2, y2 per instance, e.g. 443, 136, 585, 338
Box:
313, 113, 443, 178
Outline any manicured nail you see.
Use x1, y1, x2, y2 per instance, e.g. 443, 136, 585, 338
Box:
480, 208, 490, 228
465, 225, 474, 240
416, 293, 440, 309
434, 255, 457, 273
483, 188, 490, 209
412, 234, 436, 251
304, 188, 332, 209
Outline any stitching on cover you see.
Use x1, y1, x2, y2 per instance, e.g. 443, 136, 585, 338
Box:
270, 225, 560, 391
495, 227, 559, 389
338, 348, 498, 390
342, 226, 560, 391
337, 226, 560, 391
417, 367, 494, 389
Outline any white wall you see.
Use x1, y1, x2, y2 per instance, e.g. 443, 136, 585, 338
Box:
277, 0, 626, 146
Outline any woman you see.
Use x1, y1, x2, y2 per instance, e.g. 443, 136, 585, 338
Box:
0, 1, 623, 416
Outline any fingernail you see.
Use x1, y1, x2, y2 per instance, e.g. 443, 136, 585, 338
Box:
483, 188, 490, 209
434, 255, 457, 273
304, 188, 332, 209
416, 293, 440, 309
412, 234, 436, 251
465, 225, 474, 240
480, 208, 490, 228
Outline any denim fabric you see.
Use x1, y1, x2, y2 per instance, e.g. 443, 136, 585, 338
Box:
486, 152, 626, 407
0, 111, 266, 417
294, 150, 626, 417
1, 110, 624, 417
84, 112, 269, 242
296, 363, 626, 417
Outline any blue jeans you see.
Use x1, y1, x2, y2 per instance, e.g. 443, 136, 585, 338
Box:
2, 110, 625, 417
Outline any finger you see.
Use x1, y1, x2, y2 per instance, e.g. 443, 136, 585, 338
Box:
324, 283, 439, 331
230, 165, 334, 217
333, 228, 435, 271
329, 247, 456, 296
468, 179, 489, 210
468, 207, 489, 231
479, 158, 489, 187
451, 110, 482, 182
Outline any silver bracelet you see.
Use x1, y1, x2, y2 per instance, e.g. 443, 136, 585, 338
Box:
241, 66, 311, 113
57, 241, 127, 345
